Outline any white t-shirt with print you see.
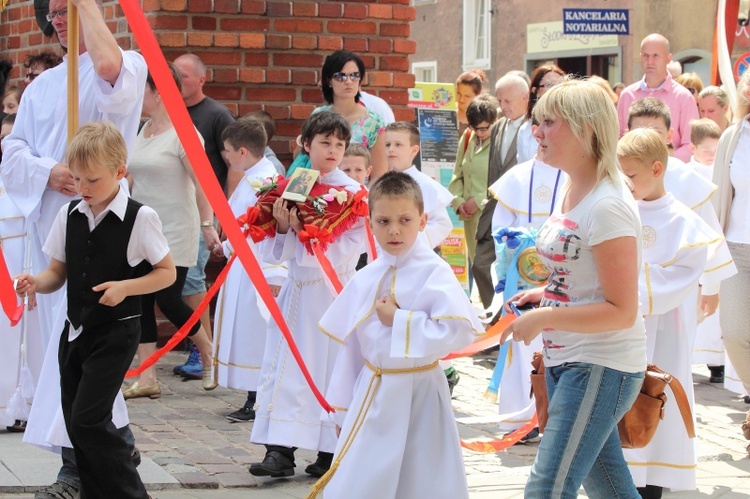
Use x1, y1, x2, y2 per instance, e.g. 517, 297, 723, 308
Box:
535, 177, 647, 373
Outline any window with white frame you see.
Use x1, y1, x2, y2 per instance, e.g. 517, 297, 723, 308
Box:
463, 0, 491, 70
412, 61, 438, 82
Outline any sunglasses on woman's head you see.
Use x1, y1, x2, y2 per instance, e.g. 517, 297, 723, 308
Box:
332, 72, 361, 82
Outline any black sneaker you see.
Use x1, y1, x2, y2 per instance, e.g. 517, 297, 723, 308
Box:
34, 481, 79, 499
445, 367, 460, 396
249, 451, 295, 477
226, 406, 255, 423
519, 427, 541, 444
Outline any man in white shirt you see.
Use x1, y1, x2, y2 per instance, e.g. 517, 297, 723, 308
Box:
0, 0, 147, 497
473, 74, 528, 312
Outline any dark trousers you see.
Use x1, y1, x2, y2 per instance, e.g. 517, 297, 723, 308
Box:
139, 266, 200, 343
58, 425, 136, 488
473, 232, 497, 309
59, 319, 148, 499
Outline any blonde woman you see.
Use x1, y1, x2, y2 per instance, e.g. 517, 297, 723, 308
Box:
500, 80, 646, 498
713, 70, 750, 446
699, 85, 732, 132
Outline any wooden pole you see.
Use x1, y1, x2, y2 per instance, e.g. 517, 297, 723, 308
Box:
67, 0, 79, 143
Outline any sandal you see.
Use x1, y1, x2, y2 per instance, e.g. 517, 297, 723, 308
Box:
743, 420, 750, 440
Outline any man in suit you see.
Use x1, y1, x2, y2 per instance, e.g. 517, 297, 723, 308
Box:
473, 74, 529, 310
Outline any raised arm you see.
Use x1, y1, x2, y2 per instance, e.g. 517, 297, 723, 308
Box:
74, 0, 122, 85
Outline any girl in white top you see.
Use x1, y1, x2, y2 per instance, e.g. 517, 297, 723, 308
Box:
500, 79, 646, 498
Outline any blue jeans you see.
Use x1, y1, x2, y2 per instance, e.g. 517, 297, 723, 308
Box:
525, 362, 644, 499
183, 231, 209, 296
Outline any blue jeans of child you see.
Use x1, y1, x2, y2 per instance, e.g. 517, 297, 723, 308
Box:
525, 362, 644, 499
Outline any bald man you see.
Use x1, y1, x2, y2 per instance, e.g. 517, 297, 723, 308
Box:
617, 33, 698, 162
473, 74, 529, 311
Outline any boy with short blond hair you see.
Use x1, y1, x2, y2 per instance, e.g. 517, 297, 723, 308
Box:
215, 119, 287, 423
617, 128, 736, 495
15, 121, 174, 499
309, 171, 481, 499
341, 143, 372, 185
384, 121, 453, 248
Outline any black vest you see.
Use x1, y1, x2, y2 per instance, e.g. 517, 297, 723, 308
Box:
66, 198, 143, 330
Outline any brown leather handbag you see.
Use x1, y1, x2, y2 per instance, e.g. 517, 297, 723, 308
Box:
529, 354, 696, 449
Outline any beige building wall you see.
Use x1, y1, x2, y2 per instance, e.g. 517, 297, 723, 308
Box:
411, 1, 718, 88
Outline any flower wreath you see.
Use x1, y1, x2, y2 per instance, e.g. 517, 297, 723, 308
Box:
237, 175, 368, 254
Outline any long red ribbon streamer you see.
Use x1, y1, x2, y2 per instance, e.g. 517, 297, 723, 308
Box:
461, 414, 539, 453
311, 242, 343, 294
125, 255, 235, 378
442, 313, 514, 361
0, 249, 23, 326
118, 0, 332, 412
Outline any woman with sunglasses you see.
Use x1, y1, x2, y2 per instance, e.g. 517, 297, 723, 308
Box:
287, 51, 387, 181
516, 64, 565, 164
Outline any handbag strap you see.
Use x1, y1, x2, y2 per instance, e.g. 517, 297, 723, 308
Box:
657, 368, 696, 438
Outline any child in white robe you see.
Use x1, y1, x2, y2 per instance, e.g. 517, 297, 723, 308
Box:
486, 155, 566, 436
687, 119, 727, 378
618, 129, 737, 496
308, 171, 482, 499
249, 112, 366, 479
383, 122, 459, 391
212, 120, 287, 422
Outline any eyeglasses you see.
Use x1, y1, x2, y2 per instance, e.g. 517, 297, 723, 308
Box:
469, 125, 491, 132
46, 8, 67, 22
332, 72, 361, 83
25, 72, 42, 82
538, 82, 558, 89
687, 87, 697, 95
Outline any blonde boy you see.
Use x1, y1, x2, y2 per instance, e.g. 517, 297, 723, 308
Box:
627, 97, 730, 319
15, 121, 174, 498
215, 119, 286, 423
384, 122, 453, 249
341, 143, 372, 185
618, 128, 735, 495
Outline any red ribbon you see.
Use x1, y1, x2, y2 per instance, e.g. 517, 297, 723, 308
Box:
118, 0, 333, 412
0, 249, 23, 326
125, 255, 235, 378
350, 186, 369, 217
441, 314, 514, 360
298, 225, 343, 294
237, 206, 267, 243
461, 414, 539, 453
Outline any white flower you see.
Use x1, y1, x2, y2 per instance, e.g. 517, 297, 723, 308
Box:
328, 188, 347, 204
250, 179, 263, 191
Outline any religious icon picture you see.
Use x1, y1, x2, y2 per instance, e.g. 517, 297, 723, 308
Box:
282, 168, 320, 202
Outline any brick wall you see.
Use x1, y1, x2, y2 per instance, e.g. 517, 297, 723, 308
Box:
0, 0, 416, 162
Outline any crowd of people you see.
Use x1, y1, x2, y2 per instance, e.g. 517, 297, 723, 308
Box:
0, 1, 748, 497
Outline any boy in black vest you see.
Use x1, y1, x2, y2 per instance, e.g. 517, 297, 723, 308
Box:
15, 121, 175, 499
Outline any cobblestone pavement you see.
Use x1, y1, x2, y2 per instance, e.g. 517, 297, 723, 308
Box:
1, 351, 750, 498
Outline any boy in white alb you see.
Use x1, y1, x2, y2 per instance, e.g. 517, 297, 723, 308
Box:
485, 148, 566, 438
618, 129, 736, 496
627, 98, 731, 326
308, 172, 481, 499
384, 122, 453, 248
384, 121, 459, 391
249, 112, 366, 479
688, 119, 728, 380
212, 119, 287, 423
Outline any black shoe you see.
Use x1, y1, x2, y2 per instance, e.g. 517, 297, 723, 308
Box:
131, 447, 141, 467
744, 395, 750, 404
226, 406, 255, 422
709, 366, 725, 383
34, 481, 79, 499
445, 367, 460, 396
249, 451, 295, 477
637, 484, 663, 499
304, 452, 333, 477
